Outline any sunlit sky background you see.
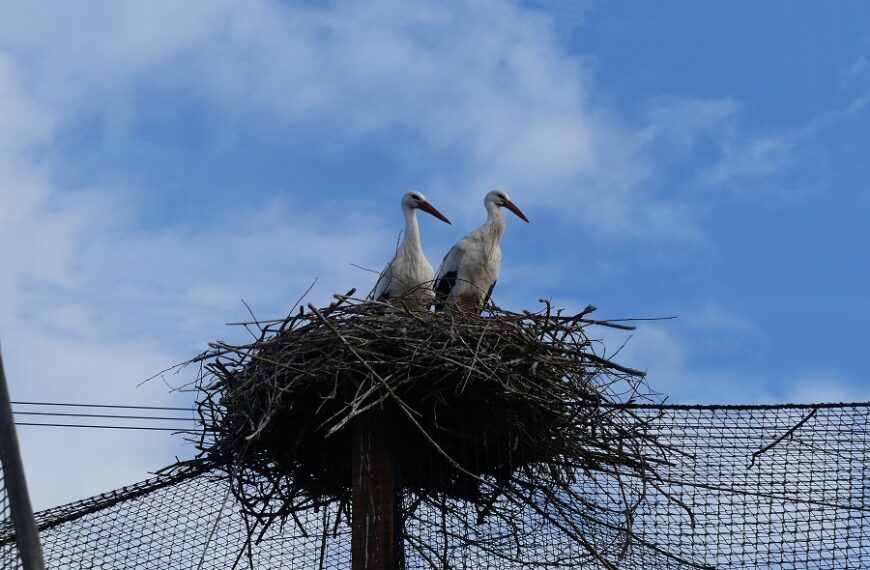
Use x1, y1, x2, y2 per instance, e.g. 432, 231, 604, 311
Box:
1, 0, 868, 508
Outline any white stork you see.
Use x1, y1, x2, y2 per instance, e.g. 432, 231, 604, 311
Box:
372, 191, 451, 304
434, 190, 529, 310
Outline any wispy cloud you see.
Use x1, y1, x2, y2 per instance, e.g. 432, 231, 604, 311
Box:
783, 372, 870, 404
699, 91, 870, 194
0, 32, 394, 506
0, 0, 754, 241
842, 55, 870, 81
702, 135, 793, 187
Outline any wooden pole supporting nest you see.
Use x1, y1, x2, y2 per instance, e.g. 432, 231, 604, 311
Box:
352, 414, 401, 570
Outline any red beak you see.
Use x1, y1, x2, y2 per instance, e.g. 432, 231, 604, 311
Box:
503, 199, 529, 223
417, 201, 452, 224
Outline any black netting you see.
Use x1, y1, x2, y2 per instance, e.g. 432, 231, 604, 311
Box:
0, 403, 867, 569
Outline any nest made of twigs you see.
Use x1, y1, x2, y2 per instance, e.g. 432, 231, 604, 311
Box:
186, 292, 698, 567
192, 292, 650, 504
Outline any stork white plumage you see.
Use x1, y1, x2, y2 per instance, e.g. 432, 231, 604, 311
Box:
435, 190, 529, 310
372, 192, 451, 304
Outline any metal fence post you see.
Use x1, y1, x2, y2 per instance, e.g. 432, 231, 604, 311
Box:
0, 348, 46, 570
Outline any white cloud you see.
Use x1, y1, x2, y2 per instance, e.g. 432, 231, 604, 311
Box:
643, 97, 740, 153
609, 324, 775, 404
783, 373, 870, 404
609, 317, 869, 407
0, 0, 751, 241
842, 55, 870, 81
703, 135, 793, 187
0, 41, 396, 507
0, 182, 392, 508
698, 92, 870, 194
8, 332, 184, 510
686, 303, 755, 332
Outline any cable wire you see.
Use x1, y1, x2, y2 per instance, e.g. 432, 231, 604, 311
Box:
11, 400, 193, 411
14, 422, 196, 432
13, 411, 194, 422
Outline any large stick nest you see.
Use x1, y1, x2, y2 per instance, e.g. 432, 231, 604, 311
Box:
188, 292, 697, 567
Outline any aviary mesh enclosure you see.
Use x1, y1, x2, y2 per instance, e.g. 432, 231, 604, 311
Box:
1, 403, 868, 569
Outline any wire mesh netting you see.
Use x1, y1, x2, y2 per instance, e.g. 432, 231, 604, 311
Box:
0, 402, 867, 569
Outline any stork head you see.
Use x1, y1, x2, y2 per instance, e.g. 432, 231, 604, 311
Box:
485, 190, 529, 223
402, 191, 451, 224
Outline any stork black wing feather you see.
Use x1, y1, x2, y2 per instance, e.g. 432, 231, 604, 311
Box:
434, 271, 456, 311
483, 279, 497, 307
434, 245, 462, 311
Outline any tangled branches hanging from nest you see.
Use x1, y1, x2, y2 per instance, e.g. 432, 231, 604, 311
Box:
186, 291, 701, 568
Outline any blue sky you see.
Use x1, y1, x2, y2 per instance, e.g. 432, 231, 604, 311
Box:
1, 0, 868, 507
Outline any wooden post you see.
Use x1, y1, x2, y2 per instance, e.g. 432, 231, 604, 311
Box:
0, 348, 45, 570
352, 415, 401, 570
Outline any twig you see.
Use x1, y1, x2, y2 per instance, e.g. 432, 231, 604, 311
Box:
748, 407, 818, 469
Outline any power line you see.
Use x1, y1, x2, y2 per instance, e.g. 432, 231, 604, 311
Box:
13, 411, 194, 422
14, 422, 196, 432
12, 400, 193, 412
8, 400, 202, 432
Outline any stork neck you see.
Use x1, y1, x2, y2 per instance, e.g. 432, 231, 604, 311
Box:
484, 202, 506, 237
402, 207, 423, 253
